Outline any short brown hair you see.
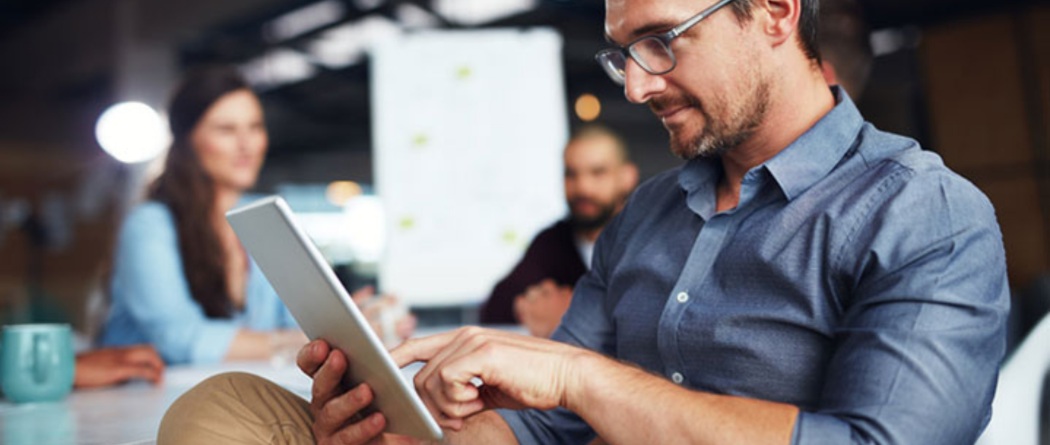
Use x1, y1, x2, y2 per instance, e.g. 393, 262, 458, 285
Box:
570, 125, 631, 163
818, 0, 873, 96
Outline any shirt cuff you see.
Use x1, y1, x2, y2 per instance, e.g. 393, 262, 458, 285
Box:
189, 321, 240, 364
792, 412, 852, 445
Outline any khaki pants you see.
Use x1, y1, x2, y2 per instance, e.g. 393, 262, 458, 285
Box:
158, 372, 315, 445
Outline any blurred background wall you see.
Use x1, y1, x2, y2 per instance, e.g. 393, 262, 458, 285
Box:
0, 0, 1047, 335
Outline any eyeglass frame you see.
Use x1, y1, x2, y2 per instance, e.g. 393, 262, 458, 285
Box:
595, 0, 738, 85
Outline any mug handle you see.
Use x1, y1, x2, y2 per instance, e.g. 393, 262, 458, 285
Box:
33, 333, 52, 384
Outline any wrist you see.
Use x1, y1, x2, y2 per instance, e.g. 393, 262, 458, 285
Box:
563, 350, 610, 413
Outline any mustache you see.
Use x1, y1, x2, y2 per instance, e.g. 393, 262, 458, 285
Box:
569, 197, 599, 208
649, 94, 704, 117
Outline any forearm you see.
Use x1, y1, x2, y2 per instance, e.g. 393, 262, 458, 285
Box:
567, 354, 798, 445
226, 329, 307, 363
224, 330, 272, 361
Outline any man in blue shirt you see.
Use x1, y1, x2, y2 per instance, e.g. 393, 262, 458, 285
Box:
159, 0, 1009, 443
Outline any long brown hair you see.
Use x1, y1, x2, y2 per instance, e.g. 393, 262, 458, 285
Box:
150, 66, 254, 318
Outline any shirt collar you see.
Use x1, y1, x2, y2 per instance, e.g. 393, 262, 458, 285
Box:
678, 157, 721, 219
678, 86, 864, 216
764, 87, 864, 200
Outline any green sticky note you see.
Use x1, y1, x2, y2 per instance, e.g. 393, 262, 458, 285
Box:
411, 133, 429, 149
399, 217, 416, 231
502, 230, 519, 245
456, 66, 472, 80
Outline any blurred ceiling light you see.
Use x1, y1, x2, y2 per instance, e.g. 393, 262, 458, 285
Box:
241, 49, 317, 89
574, 93, 601, 122
431, 0, 537, 25
870, 27, 921, 57
396, 3, 442, 29
310, 15, 401, 68
95, 102, 169, 164
353, 0, 386, 10
327, 181, 364, 207
265, 0, 346, 42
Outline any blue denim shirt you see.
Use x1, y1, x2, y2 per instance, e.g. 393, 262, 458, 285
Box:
101, 199, 297, 364
500, 91, 1010, 444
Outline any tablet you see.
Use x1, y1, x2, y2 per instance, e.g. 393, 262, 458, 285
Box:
226, 196, 442, 441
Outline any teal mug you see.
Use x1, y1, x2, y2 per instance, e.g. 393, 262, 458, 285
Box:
1, 324, 75, 403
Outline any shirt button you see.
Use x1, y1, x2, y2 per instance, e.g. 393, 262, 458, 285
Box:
676, 292, 689, 303
671, 372, 684, 384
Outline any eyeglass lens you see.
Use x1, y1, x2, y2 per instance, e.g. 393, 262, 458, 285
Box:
597, 51, 627, 84
597, 36, 676, 85
629, 37, 675, 74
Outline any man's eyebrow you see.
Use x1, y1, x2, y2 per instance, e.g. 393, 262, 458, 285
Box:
604, 22, 677, 46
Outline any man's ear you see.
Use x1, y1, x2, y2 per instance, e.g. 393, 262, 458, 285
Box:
755, 0, 801, 49
821, 61, 840, 87
619, 163, 639, 192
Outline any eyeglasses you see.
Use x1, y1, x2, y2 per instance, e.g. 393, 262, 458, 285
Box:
595, 0, 737, 85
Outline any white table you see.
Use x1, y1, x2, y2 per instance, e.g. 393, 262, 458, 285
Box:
0, 325, 517, 444
0, 361, 315, 445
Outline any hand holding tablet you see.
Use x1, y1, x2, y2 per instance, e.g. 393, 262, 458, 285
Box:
226, 196, 442, 441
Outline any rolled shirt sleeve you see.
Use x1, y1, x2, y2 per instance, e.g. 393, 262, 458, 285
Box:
793, 165, 1009, 444
186, 321, 240, 364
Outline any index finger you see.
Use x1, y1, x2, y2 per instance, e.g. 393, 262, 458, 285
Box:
389, 330, 461, 368
297, 340, 330, 377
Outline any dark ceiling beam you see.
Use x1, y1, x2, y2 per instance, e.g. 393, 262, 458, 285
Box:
0, 0, 76, 41
181, 0, 457, 66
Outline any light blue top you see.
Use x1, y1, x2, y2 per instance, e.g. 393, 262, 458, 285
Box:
100, 199, 297, 365
499, 89, 1010, 444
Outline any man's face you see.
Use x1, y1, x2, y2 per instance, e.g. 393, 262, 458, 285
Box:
605, 0, 772, 159
563, 136, 633, 231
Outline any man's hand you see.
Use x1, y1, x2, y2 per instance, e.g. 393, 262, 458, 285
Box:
296, 340, 426, 445
514, 279, 573, 338
73, 345, 164, 389
391, 327, 595, 431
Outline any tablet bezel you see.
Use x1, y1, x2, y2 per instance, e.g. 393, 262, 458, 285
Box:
226, 196, 442, 441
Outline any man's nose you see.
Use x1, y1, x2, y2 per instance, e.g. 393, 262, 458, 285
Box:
623, 58, 665, 104
569, 175, 598, 196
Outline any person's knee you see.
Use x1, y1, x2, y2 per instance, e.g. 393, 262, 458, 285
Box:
168, 372, 271, 412
159, 372, 311, 445
196, 371, 276, 394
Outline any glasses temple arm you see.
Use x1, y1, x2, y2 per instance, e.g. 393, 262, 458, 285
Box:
668, 0, 736, 38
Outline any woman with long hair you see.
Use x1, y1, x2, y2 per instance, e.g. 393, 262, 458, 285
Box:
100, 66, 304, 364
